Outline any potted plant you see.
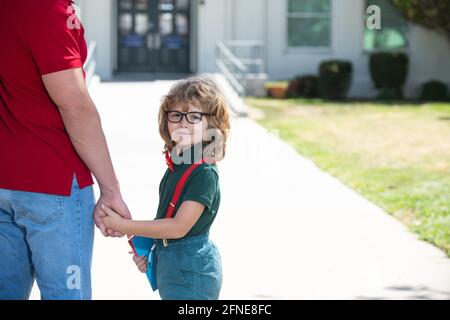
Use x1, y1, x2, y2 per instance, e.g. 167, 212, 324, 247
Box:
287, 74, 319, 98
265, 81, 289, 99
318, 60, 353, 100
369, 52, 409, 100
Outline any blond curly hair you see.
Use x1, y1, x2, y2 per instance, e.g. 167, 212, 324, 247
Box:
158, 75, 231, 161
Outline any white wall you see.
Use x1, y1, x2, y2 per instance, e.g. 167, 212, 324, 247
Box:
199, 0, 450, 98
197, 0, 375, 97
197, 0, 266, 74
406, 25, 450, 97
264, 0, 375, 98
231, 0, 266, 42
76, 0, 115, 80
197, 0, 227, 74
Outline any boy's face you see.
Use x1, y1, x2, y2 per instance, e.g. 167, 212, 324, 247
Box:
167, 102, 209, 148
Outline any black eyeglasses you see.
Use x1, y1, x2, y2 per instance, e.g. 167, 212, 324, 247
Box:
165, 111, 213, 124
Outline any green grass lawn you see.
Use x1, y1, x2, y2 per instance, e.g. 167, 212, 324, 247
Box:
247, 98, 450, 256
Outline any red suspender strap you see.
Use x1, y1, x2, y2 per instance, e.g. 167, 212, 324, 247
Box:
164, 159, 204, 219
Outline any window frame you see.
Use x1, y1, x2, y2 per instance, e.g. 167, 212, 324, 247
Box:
363, 0, 410, 53
284, 0, 334, 53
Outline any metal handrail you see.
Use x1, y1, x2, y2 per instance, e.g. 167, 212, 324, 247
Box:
225, 41, 265, 75
83, 41, 97, 86
215, 41, 247, 96
216, 42, 247, 72
215, 40, 265, 97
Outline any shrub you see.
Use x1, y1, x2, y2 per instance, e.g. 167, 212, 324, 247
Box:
369, 52, 409, 100
286, 75, 319, 98
318, 60, 353, 100
421, 80, 449, 101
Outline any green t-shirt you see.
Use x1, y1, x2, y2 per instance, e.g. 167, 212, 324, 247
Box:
155, 144, 220, 238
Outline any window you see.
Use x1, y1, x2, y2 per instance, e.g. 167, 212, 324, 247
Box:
364, 0, 408, 51
287, 0, 332, 48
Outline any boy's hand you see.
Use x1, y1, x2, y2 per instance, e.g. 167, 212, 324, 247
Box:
129, 251, 148, 273
101, 204, 126, 234
94, 193, 131, 238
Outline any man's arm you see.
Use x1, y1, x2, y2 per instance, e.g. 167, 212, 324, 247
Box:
42, 67, 131, 237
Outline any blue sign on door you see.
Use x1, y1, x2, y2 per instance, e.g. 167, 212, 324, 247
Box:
163, 36, 184, 49
122, 35, 145, 48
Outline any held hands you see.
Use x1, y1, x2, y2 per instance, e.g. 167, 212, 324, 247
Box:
94, 191, 131, 237
102, 205, 147, 273
100, 204, 126, 234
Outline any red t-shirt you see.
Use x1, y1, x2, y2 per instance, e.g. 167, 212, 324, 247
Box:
0, 0, 93, 196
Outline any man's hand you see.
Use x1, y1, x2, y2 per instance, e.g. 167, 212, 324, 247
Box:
100, 204, 127, 233
94, 191, 131, 237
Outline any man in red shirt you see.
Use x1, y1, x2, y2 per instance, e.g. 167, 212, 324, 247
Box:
0, 0, 131, 299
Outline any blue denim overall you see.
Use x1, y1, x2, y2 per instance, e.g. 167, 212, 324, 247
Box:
154, 232, 222, 300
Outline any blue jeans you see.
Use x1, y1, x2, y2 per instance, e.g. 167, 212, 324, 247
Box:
0, 176, 95, 300
154, 232, 223, 300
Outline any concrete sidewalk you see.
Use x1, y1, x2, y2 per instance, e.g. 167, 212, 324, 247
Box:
31, 77, 450, 300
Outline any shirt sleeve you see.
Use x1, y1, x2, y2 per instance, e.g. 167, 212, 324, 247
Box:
27, 1, 85, 75
181, 165, 219, 212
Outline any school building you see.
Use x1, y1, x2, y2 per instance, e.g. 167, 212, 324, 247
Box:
76, 0, 450, 98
